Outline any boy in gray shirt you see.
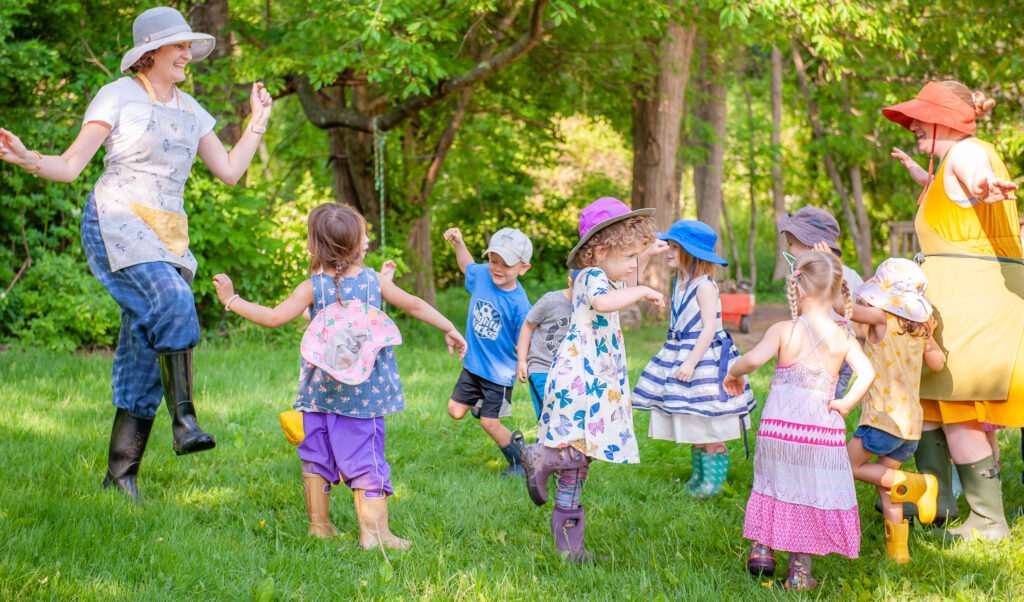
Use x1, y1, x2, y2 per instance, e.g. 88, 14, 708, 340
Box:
515, 271, 579, 418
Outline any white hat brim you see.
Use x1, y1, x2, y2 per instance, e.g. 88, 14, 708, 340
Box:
120, 33, 216, 74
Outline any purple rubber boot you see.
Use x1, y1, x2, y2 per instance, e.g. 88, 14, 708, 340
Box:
551, 505, 594, 563
522, 443, 589, 506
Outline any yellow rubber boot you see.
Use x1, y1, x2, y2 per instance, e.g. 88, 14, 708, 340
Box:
354, 489, 412, 550
885, 520, 910, 564
890, 470, 939, 524
302, 473, 340, 538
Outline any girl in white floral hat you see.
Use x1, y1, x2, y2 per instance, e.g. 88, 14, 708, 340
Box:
846, 258, 946, 564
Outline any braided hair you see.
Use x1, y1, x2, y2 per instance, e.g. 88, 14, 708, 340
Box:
306, 203, 367, 306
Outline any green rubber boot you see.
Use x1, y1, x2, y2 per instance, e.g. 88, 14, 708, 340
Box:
682, 445, 704, 494
947, 455, 1010, 542
691, 448, 729, 499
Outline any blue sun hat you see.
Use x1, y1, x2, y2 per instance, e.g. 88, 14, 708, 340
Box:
658, 220, 728, 266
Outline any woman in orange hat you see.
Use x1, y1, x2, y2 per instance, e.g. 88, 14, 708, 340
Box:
882, 80, 1021, 541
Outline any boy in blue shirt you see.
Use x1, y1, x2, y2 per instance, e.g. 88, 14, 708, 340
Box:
443, 226, 533, 477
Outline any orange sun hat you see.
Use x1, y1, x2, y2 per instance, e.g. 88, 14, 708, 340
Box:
882, 81, 976, 135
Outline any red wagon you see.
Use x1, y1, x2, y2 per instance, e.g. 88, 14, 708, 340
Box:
721, 293, 755, 333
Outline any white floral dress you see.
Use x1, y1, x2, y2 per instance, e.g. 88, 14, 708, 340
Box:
537, 267, 639, 464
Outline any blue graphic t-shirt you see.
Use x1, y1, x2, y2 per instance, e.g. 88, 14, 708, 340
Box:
463, 262, 532, 386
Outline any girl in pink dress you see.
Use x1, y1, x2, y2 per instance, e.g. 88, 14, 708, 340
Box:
723, 250, 874, 591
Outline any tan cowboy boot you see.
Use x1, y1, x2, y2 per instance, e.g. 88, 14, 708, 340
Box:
302, 473, 339, 538
354, 489, 412, 550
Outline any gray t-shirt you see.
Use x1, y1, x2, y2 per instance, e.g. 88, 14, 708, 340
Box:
525, 290, 572, 374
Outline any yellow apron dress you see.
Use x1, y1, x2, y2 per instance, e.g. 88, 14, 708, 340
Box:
915, 137, 1024, 426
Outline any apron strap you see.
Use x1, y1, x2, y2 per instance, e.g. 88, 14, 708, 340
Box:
134, 73, 190, 112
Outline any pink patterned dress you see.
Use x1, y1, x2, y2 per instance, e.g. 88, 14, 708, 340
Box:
743, 318, 860, 558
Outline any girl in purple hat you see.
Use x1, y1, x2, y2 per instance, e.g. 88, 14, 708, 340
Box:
632, 220, 755, 499
520, 197, 665, 562
213, 203, 467, 550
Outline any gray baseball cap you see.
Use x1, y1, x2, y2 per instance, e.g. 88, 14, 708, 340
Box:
483, 227, 533, 265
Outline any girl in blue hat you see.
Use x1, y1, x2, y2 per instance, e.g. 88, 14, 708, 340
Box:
632, 220, 755, 498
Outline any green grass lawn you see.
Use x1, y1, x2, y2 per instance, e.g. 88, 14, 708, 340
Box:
2, 325, 1023, 600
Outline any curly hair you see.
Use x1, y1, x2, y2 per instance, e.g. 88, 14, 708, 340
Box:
306, 203, 367, 306
127, 49, 158, 74
894, 315, 932, 339
574, 215, 656, 268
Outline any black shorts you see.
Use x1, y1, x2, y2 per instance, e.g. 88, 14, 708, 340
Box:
450, 369, 513, 419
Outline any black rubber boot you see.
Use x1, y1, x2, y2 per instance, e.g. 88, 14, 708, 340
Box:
499, 430, 525, 478
876, 429, 959, 525
159, 350, 216, 455
948, 455, 1011, 542
101, 407, 154, 502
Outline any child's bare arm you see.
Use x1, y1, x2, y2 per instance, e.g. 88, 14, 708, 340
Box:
923, 331, 946, 372
591, 285, 665, 313
635, 240, 669, 281
676, 281, 717, 382
443, 228, 473, 274
516, 320, 537, 383
849, 304, 887, 326
380, 275, 467, 360
829, 339, 874, 417
723, 322, 784, 394
213, 275, 313, 327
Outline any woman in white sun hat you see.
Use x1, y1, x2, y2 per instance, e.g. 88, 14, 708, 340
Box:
0, 6, 273, 502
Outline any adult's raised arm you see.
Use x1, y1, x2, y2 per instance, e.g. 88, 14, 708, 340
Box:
197, 82, 272, 186
949, 140, 1018, 204
0, 122, 110, 183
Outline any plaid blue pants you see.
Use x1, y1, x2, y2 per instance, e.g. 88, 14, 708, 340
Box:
81, 192, 200, 417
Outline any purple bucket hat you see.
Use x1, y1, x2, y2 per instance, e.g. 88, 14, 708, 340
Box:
777, 206, 842, 256
566, 197, 655, 269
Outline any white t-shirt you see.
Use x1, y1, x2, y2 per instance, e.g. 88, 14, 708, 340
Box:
83, 77, 216, 162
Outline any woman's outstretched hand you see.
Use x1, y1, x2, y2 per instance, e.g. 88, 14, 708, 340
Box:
973, 174, 1018, 204
249, 83, 273, 126
0, 128, 31, 167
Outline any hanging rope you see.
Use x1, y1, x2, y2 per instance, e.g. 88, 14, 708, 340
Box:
371, 116, 387, 251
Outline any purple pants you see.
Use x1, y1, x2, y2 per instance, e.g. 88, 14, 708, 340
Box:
298, 412, 392, 496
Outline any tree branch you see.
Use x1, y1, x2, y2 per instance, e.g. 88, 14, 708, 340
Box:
294, 0, 552, 133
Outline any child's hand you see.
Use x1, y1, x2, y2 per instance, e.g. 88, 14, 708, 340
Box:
212, 273, 235, 305
517, 360, 529, 383
443, 228, 464, 247
642, 286, 665, 308
445, 328, 468, 361
828, 398, 853, 418
812, 241, 832, 254
379, 260, 397, 282
722, 373, 745, 396
675, 361, 695, 382
643, 240, 670, 259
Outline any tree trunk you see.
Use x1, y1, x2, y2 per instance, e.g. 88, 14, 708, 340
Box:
630, 17, 696, 315
740, 75, 757, 289
790, 42, 870, 274
189, 0, 245, 146
849, 164, 872, 276
322, 86, 380, 240
720, 203, 743, 281
693, 36, 727, 258
770, 44, 788, 281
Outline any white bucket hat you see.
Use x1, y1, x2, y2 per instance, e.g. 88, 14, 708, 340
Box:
120, 7, 216, 74
856, 258, 933, 323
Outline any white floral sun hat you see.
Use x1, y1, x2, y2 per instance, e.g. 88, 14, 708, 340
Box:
120, 7, 216, 74
856, 258, 933, 323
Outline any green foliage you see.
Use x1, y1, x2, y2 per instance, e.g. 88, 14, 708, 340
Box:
3, 250, 120, 351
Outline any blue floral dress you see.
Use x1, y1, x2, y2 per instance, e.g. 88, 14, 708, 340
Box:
538, 267, 639, 463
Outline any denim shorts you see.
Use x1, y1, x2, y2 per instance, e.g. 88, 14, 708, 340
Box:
853, 425, 918, 463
